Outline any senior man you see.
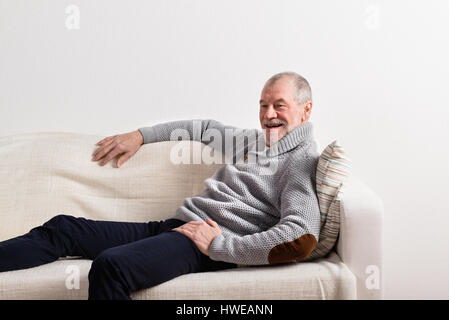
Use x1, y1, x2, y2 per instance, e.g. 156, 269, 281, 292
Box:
0, 72, 321, 300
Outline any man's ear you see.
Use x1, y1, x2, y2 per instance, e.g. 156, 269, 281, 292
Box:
301, 101, 313, 122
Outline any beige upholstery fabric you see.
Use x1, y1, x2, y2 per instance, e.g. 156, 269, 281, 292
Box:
0, 132, 360, 299
0, 252, 355, 300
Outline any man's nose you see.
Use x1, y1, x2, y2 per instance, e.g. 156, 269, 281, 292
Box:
264, 106, 277, 119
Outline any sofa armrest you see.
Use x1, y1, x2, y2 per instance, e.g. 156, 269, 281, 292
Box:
336, 175, 384, 300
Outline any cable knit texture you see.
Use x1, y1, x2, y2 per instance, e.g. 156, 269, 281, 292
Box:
138, 119, 321, 265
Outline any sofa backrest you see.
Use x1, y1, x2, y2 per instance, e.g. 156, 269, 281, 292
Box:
0, 132, 222, 241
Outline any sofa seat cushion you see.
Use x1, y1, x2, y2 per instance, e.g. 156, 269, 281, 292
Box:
0, 252, 355, 300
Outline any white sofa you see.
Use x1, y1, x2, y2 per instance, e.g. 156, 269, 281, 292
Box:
0, 132, 384, 300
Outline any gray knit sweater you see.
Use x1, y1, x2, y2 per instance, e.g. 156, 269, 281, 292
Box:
138, 119, 321, 265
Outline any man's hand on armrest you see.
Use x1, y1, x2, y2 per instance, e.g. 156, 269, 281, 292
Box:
91, 130, 144, 168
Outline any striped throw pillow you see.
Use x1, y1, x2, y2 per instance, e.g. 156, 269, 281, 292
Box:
306, 140, 351, 260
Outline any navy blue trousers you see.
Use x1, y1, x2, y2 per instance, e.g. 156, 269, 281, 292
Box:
0, 214, 236, 299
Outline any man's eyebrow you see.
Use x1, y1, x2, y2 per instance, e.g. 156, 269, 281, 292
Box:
274, 99, 287, 104
259, 98, 288, 105
259, 99, 288, 105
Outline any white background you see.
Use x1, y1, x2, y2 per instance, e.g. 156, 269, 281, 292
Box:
1, 0, 448, 299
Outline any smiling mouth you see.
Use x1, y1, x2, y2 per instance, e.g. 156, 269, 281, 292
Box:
265, 123, 284, 129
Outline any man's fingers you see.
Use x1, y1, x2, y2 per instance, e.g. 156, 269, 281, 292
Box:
206, 218, 218, 227
99, 148, 122, 166
116, 152, 132, 168
174, 222, 214, 256
173, 228, 192, 238
96, 135, 115, 146
187, 221, 206, 225
92, 141, 116, 161
95, 138, 107, 146
94, 131, 143, 167
177, 224, 197, 233
174, 221, 209, 237
93, 138, 115, 157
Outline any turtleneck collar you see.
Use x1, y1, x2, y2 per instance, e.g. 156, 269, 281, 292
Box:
264, 121, 314, 157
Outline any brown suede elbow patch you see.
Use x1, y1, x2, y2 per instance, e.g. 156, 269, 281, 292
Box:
268, 234, 317, 264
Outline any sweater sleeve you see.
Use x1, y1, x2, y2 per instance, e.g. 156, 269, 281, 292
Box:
208, 155, 321, 265
138, 119, 260, 161
138, 119, 231, 144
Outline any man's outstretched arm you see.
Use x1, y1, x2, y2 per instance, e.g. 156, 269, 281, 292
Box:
92, 119, 237, 168
138, 119, 233, 145
138, 119, 261, 162
92, 118, 259, 167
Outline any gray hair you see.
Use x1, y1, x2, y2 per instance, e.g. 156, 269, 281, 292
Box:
264, 71, 312, 105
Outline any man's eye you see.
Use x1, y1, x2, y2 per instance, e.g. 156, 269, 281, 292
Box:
276, 105, 285, 108
260, 105, 268, 108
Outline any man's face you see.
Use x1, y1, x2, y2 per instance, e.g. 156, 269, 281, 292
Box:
259, 77, 312, 146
